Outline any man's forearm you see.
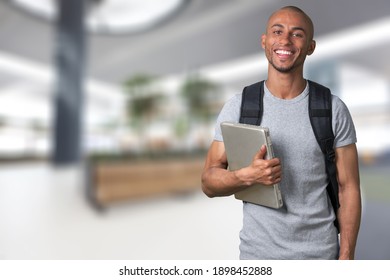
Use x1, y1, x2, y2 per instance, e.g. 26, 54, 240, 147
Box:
337, 184, 361, 260
201, 167, 248, 198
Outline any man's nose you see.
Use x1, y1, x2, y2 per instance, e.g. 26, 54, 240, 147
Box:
279, 33, 292, 45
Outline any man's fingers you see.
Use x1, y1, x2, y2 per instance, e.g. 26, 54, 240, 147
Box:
254, 145, 267, 160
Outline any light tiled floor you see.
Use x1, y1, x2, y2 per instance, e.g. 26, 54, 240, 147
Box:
0, 162, 242, 260
2, 162, 389, 260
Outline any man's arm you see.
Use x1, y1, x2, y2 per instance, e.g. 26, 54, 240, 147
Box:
201, 140, 282, 198
335, 143, 361, 260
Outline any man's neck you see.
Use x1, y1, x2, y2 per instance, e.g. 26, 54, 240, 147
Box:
265, 70, 306, 100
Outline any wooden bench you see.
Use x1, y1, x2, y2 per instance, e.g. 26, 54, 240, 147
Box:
87, 156, 205, 208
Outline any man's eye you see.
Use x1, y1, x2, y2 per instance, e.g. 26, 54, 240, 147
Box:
273, 30, 282, 35
292, 33, 303, 38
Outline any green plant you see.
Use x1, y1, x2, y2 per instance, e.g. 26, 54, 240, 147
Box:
123, 73, 164, 127
180, 74, 220, 122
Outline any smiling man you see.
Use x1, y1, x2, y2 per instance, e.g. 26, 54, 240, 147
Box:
263, 6, 315, 76
201, 6, 361, 260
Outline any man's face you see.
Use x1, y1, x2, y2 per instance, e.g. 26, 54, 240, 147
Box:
261, 9, 316, 74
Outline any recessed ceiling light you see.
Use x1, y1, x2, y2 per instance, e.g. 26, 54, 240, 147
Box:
9, 0, 188, 34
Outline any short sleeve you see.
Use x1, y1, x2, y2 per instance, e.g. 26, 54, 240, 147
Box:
331, 95, 357, 148
213, 94, 242, 142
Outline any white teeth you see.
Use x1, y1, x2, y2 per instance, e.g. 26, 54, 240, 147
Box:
276, 50, 292, 55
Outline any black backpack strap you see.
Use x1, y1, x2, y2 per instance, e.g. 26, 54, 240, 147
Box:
239, 81, 264, 125
308, 80, 340, 232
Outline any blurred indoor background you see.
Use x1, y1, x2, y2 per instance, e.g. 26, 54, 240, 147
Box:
0, 0, 389, 259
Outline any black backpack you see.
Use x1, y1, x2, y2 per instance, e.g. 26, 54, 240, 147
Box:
239, 80, 340, 232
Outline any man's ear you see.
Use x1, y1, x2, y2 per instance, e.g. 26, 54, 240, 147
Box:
261, 34, 266, 49
307, 40, 316, 56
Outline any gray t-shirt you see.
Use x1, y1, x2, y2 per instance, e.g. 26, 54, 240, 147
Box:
214, 81, 357, 259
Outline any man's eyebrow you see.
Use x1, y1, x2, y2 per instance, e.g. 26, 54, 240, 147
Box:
270, 23, 284, 29
270, 24, 307, 33
291, 27, 306, 33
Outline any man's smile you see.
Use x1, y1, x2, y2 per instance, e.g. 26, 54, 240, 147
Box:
275, 49, 294, 57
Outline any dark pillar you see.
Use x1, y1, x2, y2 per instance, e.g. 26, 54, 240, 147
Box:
52, 0, 86, 165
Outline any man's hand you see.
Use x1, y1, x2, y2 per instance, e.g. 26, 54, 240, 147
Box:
237, 145, 282, 186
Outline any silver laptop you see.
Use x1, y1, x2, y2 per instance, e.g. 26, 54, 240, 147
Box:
221, 122, 283, 209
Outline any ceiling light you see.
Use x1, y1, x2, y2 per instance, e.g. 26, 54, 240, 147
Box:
9, 0, 188, 35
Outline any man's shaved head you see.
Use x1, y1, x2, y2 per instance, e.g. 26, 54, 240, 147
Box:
267, 6, 314, 40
